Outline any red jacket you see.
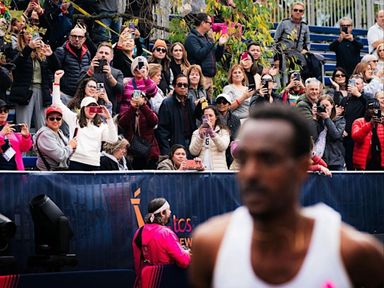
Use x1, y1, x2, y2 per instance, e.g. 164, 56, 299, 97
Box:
351, 118, 384, 169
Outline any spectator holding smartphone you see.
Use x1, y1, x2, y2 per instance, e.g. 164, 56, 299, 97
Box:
80, 42, 123, 115
250, 74, 280, 106
280, 71, 305, 105
329, 17, 363, 76
189, 106, 230, 170
157, 144, 204, 170
52, 70, 118, 170
0, 99, 32, 170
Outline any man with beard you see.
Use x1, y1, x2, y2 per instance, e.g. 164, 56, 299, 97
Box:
190, 104, 383, 287
132, 197, 191, 288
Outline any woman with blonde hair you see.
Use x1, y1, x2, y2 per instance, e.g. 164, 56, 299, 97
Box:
223, 64, 254, 119
147, 63, 165, 114
353, 62, 381, 97
187, 64, 207, 106
10, 30, 53, 130
100, 136, 130, 170
169, 42, 190, 77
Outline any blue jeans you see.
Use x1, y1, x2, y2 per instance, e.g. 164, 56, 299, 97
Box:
92, 17, 121, 44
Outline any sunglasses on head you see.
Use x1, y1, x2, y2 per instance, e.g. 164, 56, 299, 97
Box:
0, 108, 8, 113
48, 117, 62, 122
176, 82, 188, 88
293, 8, 304, 12
155, 47, 167, 53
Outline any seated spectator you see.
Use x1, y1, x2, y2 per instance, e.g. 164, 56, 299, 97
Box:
157, 74, 196, 155
48, 26, 91, 104
352, 96, 384, 170
169, 42, 190, 77
250, 74, 280, 106
189, 105, 230, 170
280, 71, 305, 106
132, 197, 191, 288
0, 99, 32, 170
353, 62, 381, 98
147, 63, 165, 114
148, 39, 173, 95
157, 144, 204, 170
68, 78, 113, 116
80, 41, 124, 115
118, 90, 159, 170
100, 136, 130, 171
10, 30, 52, 130
215, 93, 240, 167
239, 51, 260, 92
52, 70, 118, 170
119, 56, 158, 114
316, 95, 346, 170
33, 105, 77, 171
113, 25, 143, 78
309, 152, 332, 176
327, 67, 349, 105
223, 64, 254, 120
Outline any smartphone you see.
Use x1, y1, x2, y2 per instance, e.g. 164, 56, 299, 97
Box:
73, 127, 78, 138
293, 73, 301, 81
185, 160, 197, 170
262, 79, 269, 90
32, 32, 41, 41
13, 124, 22, 133
132, 90, 142, 100
89, 106, 103, 113
341, 26, 348, 34
97, 83, 104, 91
95, 59, 107, 74
248, 83, 256, 90
137, 60, 145, 70
348, 79, 355, 87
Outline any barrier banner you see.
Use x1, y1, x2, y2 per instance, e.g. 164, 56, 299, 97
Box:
0, 172, 382, 273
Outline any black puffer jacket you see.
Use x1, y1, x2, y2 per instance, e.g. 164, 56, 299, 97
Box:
184, 29, 224, 77
48, 42, 91, 97
10, 46, 52, 106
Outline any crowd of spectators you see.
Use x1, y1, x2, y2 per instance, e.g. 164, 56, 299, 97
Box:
0, 0, 383, 172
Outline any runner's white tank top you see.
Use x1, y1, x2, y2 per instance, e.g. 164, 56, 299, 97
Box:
213, 204, 352, 288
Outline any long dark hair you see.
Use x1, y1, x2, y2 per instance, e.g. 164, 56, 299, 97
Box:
144, 197, 168, 224
202, 105, 229, 131
78, 106, 101, 128
68, 78, 98, 110
331, 67, 349, 89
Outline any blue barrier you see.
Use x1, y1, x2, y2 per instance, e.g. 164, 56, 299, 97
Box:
0, 171, 383, 274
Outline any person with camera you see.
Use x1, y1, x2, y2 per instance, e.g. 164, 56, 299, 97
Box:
250, 74, 280, 106
189, 105, 230, 170
157, 144, 204, 171
280, 71, 305, 106
340, 74, 367, 170
80, 42, 124, 115
132, 197, 191, 288
351, 94, 384, 170
118, 89, 159, 170
329, 17, 363, 77
0, 99, 32, 170
119, 56, 158, 115
315, 95, 346, 171
52, 70, 118, 170
33, 105, 77, 171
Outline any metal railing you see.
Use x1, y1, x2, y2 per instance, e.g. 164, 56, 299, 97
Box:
272, 0, 381, 29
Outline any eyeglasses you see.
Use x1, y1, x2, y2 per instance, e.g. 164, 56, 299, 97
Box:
335, 74, 346, 77
176, 82, 188, 88
86, 84, 97, 89
48, 117, 62, 122
155, 47, 167, 53
0, 108, 8, 113
70, 35, 85, 39
293, 9, 304, 12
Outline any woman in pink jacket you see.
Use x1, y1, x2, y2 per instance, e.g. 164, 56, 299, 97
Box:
132, 197, 191, 288
0, 100, 32, 170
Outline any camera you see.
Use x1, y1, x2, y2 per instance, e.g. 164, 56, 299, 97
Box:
293, 72, 300, 81
317, 105, 326, 113
89, 106, 103, 114
341, 26, 348, 34
95, 59, 107, 74
96, 83, 104, 91
12, 124, 23, 132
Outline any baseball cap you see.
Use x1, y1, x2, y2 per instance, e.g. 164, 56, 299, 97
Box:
0, 99, 12, 109
80, 97, 98, 108
216, 93, 231, 104
45, 105, 62, 117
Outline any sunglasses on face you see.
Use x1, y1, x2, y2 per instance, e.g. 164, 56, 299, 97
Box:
0, 108, 8, 113
216, 99, 229, 104
155, 48, 167, 53
335, 74, 346, 77
176, 82, 188, 88
48, 117, 62, 122
293, 9, 304, 12
70, 35, 85, 39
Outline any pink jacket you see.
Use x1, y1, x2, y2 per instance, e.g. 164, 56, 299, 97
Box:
132, 224, 190, 276
0, 126, 32, 170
